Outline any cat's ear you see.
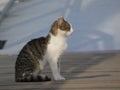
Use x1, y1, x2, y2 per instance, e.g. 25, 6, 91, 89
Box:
58, 16, 64, 25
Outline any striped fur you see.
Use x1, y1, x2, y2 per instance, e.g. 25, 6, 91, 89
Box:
15, 16, 73, 82
15, 36, 51, 82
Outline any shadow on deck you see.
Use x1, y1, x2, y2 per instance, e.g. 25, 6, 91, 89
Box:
0, 52, 120, 90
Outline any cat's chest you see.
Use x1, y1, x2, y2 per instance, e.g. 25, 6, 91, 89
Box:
47, 36, 67, 56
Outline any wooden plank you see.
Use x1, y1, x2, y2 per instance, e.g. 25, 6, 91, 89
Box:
0, 82, 120, 90
0, 53, 120, 90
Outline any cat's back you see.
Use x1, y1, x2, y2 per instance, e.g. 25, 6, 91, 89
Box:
17, 36, 49, 60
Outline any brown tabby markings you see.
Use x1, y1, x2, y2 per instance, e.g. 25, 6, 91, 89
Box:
50, 17, 71, 36
15, 17, 72, 82
15, 37, 50, 82
50, 21, 58, 36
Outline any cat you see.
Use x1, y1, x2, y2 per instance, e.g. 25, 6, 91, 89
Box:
15, 16, 73, 82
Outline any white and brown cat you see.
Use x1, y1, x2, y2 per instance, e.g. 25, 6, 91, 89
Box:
15, 16, 73, 82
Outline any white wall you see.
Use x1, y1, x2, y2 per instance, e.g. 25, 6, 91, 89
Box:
0, 0, 120, 55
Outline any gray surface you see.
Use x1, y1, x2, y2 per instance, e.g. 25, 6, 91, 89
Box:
0, 52, 120, 89
0, 0, 14, 23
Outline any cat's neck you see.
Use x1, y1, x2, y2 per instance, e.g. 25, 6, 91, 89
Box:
49, 32, 67, 43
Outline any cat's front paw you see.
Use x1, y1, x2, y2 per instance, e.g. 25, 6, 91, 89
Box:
54, 75, 65, 81
59, 76, 65, 80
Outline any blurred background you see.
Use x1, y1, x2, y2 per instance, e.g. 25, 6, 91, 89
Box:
0, 0, 120, 55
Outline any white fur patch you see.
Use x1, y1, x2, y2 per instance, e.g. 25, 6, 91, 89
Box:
45, 24, 73, 80
45, 31, 67, 80
46, 32, 67, 60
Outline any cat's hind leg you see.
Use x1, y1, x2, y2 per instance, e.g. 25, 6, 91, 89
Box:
36, 60, 51, 81
15, 71, 34, 82
37, 74, 51, 81
16, 72, 51, 82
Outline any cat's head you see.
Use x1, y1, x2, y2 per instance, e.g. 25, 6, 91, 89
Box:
50, 16, 73, 37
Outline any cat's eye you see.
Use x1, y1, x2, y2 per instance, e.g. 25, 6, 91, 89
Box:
59, 20, 71, 32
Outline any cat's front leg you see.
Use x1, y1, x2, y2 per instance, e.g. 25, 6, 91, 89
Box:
48, 59, 65, 80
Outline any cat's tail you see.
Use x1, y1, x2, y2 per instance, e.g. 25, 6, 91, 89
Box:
15, 72, 51, 82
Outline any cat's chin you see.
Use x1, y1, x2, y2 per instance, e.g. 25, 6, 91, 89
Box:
66, 29, 73, 36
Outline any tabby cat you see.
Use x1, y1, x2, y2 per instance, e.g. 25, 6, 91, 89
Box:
15, 16, 73, 82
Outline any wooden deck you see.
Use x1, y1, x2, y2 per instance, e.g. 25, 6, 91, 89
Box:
0, 52, 120, 90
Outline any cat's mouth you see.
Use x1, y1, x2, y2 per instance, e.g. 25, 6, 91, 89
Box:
69, 24, 74, 36
66, 29, 73, 36
70, 29, 74, 35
